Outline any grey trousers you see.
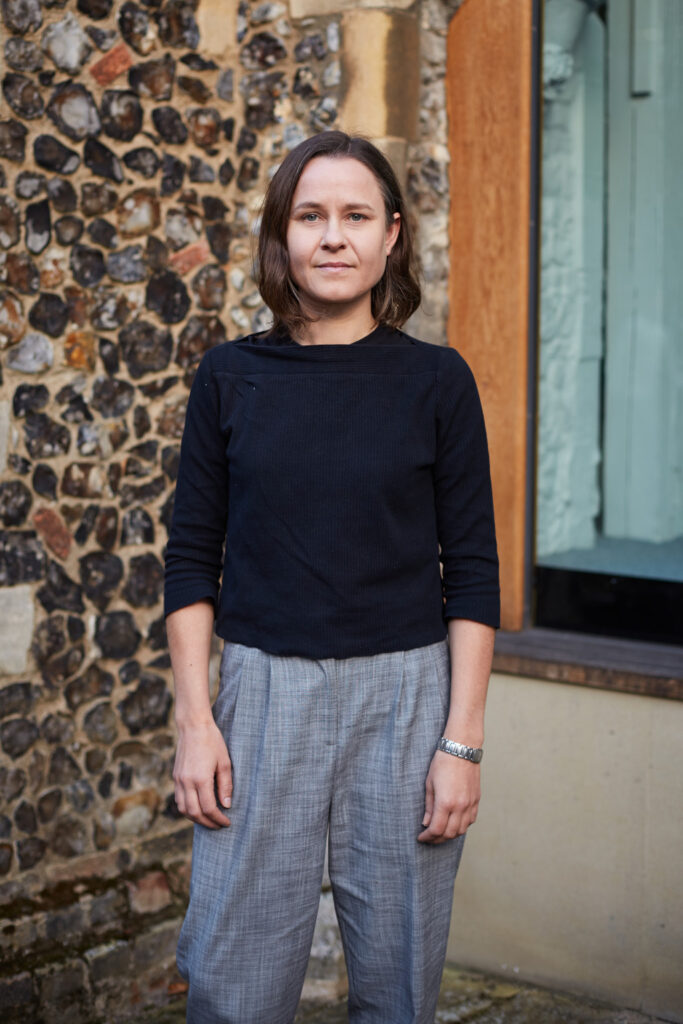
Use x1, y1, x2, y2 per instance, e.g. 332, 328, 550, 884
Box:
177, 637, 465, 1024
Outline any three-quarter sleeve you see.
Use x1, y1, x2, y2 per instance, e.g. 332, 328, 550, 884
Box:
434, 346, 500, 628
163, 350, 230, 619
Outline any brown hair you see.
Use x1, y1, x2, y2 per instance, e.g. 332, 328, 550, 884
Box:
257, 131, 421, 336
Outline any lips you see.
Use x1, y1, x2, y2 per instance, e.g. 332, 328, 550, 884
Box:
316, 262, 352, 269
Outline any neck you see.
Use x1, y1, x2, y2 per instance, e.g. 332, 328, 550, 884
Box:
294, 306, 377, 347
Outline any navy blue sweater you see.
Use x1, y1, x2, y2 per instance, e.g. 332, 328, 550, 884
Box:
163, 323, 500, 659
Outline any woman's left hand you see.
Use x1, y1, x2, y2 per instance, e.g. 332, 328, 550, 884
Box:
417, 750, 481, 844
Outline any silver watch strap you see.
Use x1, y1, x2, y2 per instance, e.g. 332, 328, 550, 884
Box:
437, 737, 483, 763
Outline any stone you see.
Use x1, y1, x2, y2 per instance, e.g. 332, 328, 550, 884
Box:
107, 245, 146, 283
64, 329, 97, 371
27, 292, 66, 338
167, 238, 208, 276
251, 1, 286, 24
310, 96, 337, 129
164, 206, 202, 251
95, 506, 118, 549
293, 65, 319, 99
14, 799, 37, 832
236, 126, 257, 153
79, 551, 123, 610
295, 32, 326, 62
128, 53, 175, 100
118, 672, 170, 735
152, 105, 188, 144
87, 25, 118, 51
84, 137, 124, 183
33, 464, 58, 501
122, 552, 163, 607
96, 610, 141, 658
37, 561, 83, 615
66, 778, 94, 812
13, 382, 48, 417
91, 376, 135, 418
47, 82, 101, 141
202, 195, 228, 222
0, 118, 27, 162
101, 89, 143, 142
84, 702, 118, 745
241, 69, 286, 130
2, 72, 44, 118
65, 664, 114, 710
160, 153, 185, 196
117, 188, 160, 237
0, 287, 24, 345
0, 843, 13, 874
38, 788, 62, 822
38, 245, 68, 288
206, 222, 231, 264
188, 155, 214, 182
0, 480, 32, 526
7, 331, 54, 373
133, 405, 151, 438
41, 12, 92, 74
176, 314, 225, 368
123, 146, 159, 179
85, 747, 107, 773
118, 474, 165, 508
0, 718, 39, 759
180, 53, 216, 71
191, 264, 226, 309
77, 0, 113, 17
0, 530, 45, 585
178, 74, 210, 103
4, 37, 43, 72
241, 31, 287, 70
91, 287, 130, 331
187, 106, 221, 149
216, 68, 233, 101
14, 170, 46, 198
119, 1, 156, 55
48, 746, 81, 785
25, 200, 51, 255
0, 195, 21, 250
47, 177, 78, 213
0, 763, 27, 803
4, 251, 40, 293
98, 338, 119, 376
33, 508, 71, 560
127, 870, 172, 914
121, 506, 154, 545
0, 682, 33, 719
69, 244, 106, 289
40, 712, 74, 744
89, 41, 134, 87
157, 0, 199, 50
156, 398, 186, 439
31, 613, 66, 665
322, 59, 341, 88
118, 319, 172, 378
87, 219, 118, 250
68, 615, 85, 641
145, 269, 190, 323
97, 771, 113, 798
7, 453, 31, 474
222, 116, 235, 141
81, 182, 117, 217
17, 836, 46, 870
51, 815, 87, 858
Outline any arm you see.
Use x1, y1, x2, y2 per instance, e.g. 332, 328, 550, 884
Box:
168, 599, 233, 829
418, 617, 494, 843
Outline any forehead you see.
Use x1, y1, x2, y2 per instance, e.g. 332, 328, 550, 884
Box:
291, 156, 384, 206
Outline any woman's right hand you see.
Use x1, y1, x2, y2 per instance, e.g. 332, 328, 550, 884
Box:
173, 720, 233, 829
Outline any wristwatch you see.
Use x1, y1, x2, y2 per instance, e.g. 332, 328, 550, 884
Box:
437, 737, 483, 763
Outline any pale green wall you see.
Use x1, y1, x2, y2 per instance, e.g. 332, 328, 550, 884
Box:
447, 673, 683, 1022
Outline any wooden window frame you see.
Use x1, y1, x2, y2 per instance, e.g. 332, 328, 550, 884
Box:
446, 0, 682, 700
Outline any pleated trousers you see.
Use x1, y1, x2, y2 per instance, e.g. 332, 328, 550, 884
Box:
177, 636, 465, 1024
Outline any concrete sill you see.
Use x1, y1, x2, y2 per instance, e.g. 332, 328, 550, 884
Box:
493, 627, 683, 701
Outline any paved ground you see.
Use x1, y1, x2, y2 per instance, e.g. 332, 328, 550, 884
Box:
142, 965, 672, 1023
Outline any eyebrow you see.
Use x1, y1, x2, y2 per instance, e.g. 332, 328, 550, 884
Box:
291, 200, 376, 214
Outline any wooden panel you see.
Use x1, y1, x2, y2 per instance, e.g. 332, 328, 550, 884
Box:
446, 0, 534, 630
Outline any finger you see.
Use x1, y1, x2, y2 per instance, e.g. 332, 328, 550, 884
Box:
417, 804, 449, 843
216, 756, 232, 809
422, 779, 435, 827
197, 781, 231, 828
182, 789, 221, 829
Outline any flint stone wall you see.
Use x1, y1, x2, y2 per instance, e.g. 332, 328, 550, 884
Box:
0, 0, 456, 1018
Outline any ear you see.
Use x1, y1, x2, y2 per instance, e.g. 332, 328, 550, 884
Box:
385, 212, 401, 255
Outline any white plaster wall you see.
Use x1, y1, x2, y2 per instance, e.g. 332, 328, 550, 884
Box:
447, 673, 683, 1022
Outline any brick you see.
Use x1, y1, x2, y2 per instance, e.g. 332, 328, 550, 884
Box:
127, 870, 172, 915
89, 42, 134, 87
33, 507, 71, 560
168, 239, 211, 277
133, 918, 181, 972
0, 972, 37, 1011
37, 959, 91, 1024
85, 939, 132, 984
0, 585, 34, 675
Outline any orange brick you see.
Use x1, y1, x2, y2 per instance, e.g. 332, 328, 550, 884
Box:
89, 42, 134, 87
64, 329, 97, 371
33, 507, 71, 560
168, 238, 211, 276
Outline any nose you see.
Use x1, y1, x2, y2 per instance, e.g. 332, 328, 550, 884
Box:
321, 216, 345, 249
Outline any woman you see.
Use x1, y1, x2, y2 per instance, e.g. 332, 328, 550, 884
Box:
164, 131, 499, 1024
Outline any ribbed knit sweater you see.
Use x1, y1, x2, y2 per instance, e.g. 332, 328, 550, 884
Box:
163, 323, 500, 659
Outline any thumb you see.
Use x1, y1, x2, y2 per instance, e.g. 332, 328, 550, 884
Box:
422, 777, 434, 827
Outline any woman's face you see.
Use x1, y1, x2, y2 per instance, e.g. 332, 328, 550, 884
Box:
286, 156, 400, 321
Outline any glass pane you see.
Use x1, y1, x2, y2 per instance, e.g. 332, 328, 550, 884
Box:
536, 0, 683, 585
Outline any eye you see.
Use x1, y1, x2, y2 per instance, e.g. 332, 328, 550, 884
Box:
348, 212, 367, 222
302, 212, 320, 222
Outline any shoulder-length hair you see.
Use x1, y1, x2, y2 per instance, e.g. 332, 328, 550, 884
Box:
257, 131, 421, 337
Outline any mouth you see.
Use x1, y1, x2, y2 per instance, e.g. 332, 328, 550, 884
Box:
316, 262, 352, 269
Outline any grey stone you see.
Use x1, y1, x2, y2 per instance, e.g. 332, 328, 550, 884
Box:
24, 412, 70, 458
17, 836, 46, 870
96, 611, 141, 659
128, 53, 175, 100
191, 264, 226, 310
84, 137, 124, 183
86, 25, 118, 51
41, 12, 92, 74
40, 712, 75, 744
91, 287, 130, 331
119, 319, 172, 378
188, 155, 215, 182
70, 243, 106, 288
241, 31, 287, 70
176, 313, 225, 367
237, 125, 257, 153
240, 70, 286, 130
122, 552, 164, 607
81, 181, 117, 217
251, 2, 286, 25
29, 291, 67, 337
121, 507, 154, 545
47, 176, 77, 213
37, 561, 84, 614
101, 90, 143, 142
118, 1, 155, 55
0, 585, 35, 674
1, 0, 42, 35
14, 170, 46, 198
79, 551, 123, 610
4, 37, 43, 72
66, 778, 94, 812
164, 206, 202, 250
107, 245, 146, 283
0, 117, 26, 162
152, 105, 188, 144
118, 672, 171, 735
180, 53, 217, 71
33, 463, 58, 500
87, 218, 118, 249
160, 153, 185, 196
25, 198, 51, 255
65, 664, 114, 711
7, 331, 54, 374
0, 480, 32, 526
0, 682, 34, 720
84, 703, 118, 745
117, 187, 160, 236
0, 530, 46, 585
123, 146, 160, 178
47, 81, 101, 141
91, 376, 135, 418
295, 32, 326, 62
216, 68, 233, 101
145, 269, 190, 323
51, 814, 87, 858
0, 717, 39, 759
0, 195, 21, 249
48, 746, 81, 785
201, 195, 227, 221
157, 0, 199, 49
37, 787, 62, 823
